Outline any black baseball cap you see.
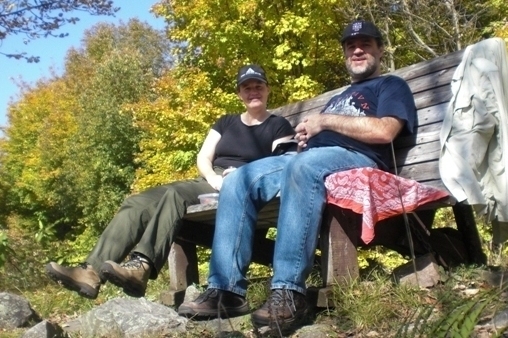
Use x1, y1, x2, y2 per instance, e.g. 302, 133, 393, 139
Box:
236, 64, 268, 87
340, 20, 383, 44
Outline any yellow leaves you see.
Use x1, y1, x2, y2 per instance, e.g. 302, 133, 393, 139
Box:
129, 67, 235, 190
275, 12, 310, 36
237, 1, 257, 18
281, 74, 323, 102
494, 21, 508, 41
154, 0, 353, 113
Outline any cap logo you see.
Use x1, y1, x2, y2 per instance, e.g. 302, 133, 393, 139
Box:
241, 68, 262, 78
352, 22, 362, 32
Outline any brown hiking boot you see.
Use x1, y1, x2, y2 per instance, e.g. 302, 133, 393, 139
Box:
251, 289, 308, 334
99, 254, 151, 297
178, 288, 250, 318
46, 262, 101, 299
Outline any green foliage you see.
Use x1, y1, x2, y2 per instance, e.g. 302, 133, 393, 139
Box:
1, 20, 171, 256
34, 218, 57, 246
398, 283, 507, 337
0, 230, 10, 268
331, 270, 402, 331
154, 0, 349, 104
128, 69, 234, 190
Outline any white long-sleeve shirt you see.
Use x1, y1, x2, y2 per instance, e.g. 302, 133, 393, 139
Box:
439, 38, 508, 243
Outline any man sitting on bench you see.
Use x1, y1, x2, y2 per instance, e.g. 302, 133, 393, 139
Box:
178, 20, 417, 334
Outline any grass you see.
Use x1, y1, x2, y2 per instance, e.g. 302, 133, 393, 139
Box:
1, 211, 508, 337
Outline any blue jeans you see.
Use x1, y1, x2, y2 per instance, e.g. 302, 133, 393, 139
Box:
207, 146, 377, 296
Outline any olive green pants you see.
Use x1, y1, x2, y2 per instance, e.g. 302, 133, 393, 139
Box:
86, 168, 223, 279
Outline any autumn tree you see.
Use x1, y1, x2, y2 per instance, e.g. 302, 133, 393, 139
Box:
130, 0, 508, 189
0, 20, 170, 262
60, 20, 171, 232
342, 0, 508, 71
0, 0, 118, 61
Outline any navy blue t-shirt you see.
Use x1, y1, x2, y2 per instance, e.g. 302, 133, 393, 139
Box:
306, 75, 416, 169
212, 114, 295, 169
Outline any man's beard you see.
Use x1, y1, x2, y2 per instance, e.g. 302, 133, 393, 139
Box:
346, 58, 378, 81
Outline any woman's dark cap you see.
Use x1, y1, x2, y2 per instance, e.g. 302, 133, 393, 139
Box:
236, 65, 268, 87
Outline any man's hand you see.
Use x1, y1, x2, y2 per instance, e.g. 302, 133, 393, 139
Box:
295, 115, 324, 148
296, 113, 404, 145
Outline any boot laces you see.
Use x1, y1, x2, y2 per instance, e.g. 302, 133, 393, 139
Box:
77, 262, 91, 269
268, 289, 297, 314
266, 288, 298, 336
194, 288, 219, 303
120, 254, 148, 270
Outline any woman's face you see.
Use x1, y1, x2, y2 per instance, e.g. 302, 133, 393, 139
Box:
237, 79, 270, 110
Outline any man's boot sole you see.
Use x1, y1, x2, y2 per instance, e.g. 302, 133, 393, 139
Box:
45, 265, 98, 299
251, 309, 308, 333
99, 263, 146, 298
178, 303, 250, 319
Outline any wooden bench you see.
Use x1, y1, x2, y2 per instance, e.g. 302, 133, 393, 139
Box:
160, 45, 488, 307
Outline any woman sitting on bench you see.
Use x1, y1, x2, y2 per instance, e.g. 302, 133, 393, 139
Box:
46, 64, 295, 299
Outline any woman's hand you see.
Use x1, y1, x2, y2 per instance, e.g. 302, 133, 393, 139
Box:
222, 167, 237, 177
206, 174, 224, 191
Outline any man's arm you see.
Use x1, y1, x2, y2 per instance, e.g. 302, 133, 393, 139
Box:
295, 114, 404, 147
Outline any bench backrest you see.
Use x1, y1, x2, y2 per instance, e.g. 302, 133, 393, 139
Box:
270, 49, 465, 192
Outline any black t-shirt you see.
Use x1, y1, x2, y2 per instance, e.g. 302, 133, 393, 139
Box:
306, 75, 416, 169
212, 114, 295, 169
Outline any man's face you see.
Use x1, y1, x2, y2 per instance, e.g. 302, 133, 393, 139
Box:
343, 36, 384, 82
237, 80, 270, 109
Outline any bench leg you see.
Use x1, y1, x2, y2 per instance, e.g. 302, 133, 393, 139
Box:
311, 206, 361, 307
160, 240, 199, 307
320, 205, 361, 285
452, 203, 487, 265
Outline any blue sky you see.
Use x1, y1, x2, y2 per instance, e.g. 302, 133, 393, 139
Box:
0, 2, 166, 130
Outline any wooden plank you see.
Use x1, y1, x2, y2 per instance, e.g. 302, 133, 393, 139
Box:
405, 67, 455, 94
396, 160, 441, 182
415, 102, 447, 126
277, 85, 452, 131
275, 78, 453, 124
414, 85, 453, 109
270, 50, 463, 120
393, 140, 441, 166
392, 49, 463, 81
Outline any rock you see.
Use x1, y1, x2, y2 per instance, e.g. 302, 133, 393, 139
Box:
77, 297, 187, 338
0, 292, 40, 329
182, 285, 202, 303
490, 308, 508, 330
61, 318, 81, 334
20, 320, 65, 338
192, 314, 251, 333
293, 323, 339, 337
392, 253, 442, 288
481, 269, 508, 288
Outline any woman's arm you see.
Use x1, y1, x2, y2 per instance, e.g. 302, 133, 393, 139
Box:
197, 129, 224, 190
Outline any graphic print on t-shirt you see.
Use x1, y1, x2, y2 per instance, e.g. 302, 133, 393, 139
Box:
322, 91, 368, 117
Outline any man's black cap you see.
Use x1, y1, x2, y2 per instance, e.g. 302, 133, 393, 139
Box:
340, 20, 383, 43
236, 64, 268, 87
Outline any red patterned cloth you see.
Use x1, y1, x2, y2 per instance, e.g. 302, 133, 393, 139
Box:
325, 167, 449, 244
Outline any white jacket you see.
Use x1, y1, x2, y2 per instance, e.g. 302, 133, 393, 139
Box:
439, 38, 508, 243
